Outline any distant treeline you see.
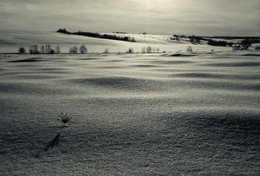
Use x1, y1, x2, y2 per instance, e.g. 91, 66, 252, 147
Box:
171, 34, 260, 49
209, 36, 260, 40
18, 44, 89, 54
207, 39, 233, 47
113, 31, 128, 34
57, 28, 136, 42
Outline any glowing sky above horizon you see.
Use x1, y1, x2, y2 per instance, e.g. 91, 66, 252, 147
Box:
0, 0, 259, 36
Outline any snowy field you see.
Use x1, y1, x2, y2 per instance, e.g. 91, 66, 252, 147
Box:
0, 31, 260, 175
0, 52, 259, 175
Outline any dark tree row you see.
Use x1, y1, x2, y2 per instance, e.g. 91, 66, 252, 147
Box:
57, 28, 136, 42
207, 40, 233, 47
18, 45, 60, 54
169, 34, 259, 49
18, 44, 88, 54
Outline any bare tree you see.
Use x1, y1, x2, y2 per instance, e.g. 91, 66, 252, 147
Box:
146, 46, 152, 53
126, 48, 134, 53
45, 44, 55, 54
104, 48, 109, 54
186, 46, 193, 53
18, 47, 26, 54
29, 45, 40, 54
69, 46, 78, 54
79, 45, 87, 54
55, 46, 61, 54
41, 45, 45, 54
142, 47, 146, 54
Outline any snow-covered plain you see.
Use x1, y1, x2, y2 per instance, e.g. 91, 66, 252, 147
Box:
0, 31, 260, 175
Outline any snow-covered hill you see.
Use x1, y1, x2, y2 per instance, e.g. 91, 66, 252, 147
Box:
0, 30, 232, 53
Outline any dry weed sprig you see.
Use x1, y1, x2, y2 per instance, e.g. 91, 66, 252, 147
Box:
58, 113, 72, 127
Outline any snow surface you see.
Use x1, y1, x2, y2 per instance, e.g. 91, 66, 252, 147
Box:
0, 50, 259, 175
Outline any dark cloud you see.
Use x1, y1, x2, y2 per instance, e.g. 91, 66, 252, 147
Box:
0, 0, 259, 35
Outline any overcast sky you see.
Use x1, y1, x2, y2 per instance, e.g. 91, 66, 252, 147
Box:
0, 0, 259, 36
